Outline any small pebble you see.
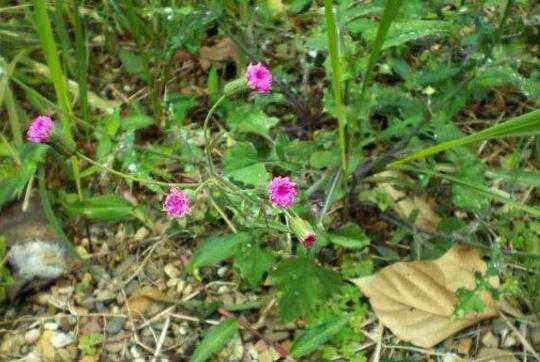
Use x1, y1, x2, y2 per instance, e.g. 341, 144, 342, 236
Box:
43, 322, 59, 331
51, 332, 74, 348
502, 334, 517, 348
24, 329, 41, 344
481, 331, 499, 348
164, 263, 181, 279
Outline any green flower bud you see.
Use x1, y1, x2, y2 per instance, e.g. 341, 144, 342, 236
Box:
290, 216, 317, 247
223, 78, 248, 97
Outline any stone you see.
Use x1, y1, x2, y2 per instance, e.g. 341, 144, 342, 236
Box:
456, 338, 473, 355
50, 332, 74, 348
481, 331, 499, 348
105, 317, 126, 335
164, 263, 181, 279
492, 318, 510, 337
24, 329, 41, 344
21, 351, 42, 362
43, 322, 58, 331
476, 347, 517, 362
502, 333, 517, 348
96, 289, 116, 303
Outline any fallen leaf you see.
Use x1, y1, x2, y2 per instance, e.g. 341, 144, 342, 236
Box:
376, 171, 441, 233
353, 245, 499, 348
199, 38, 239, 70
126, 286, 165, 316
36, 330, 57, 361
476, 347, 518, 362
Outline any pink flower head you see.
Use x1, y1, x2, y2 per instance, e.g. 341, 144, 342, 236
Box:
163, 188, 190, 218
268, 176, 297, 208
27, 115, 53, 143
246, 63, 272, 93
302, 233, 317, 247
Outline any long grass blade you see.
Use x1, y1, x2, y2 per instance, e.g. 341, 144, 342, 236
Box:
32, 0, 73, 140
389, 108, 540, 167
357, 0, 402, 112
324, 0, 348, 174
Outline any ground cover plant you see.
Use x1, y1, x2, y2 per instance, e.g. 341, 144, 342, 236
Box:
0, 0, 539, 361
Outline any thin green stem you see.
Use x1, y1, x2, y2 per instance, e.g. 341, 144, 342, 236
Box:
203, 94, 227, 176
324, 0, 348, 175
76, 152, 197, 189
73, 0, 89, 128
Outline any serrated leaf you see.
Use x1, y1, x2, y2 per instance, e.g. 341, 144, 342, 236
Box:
234, 243, 274, 287
223, 142, 269, 186
291, 318, 347, 357
353, 246, 500, 348
190, 232, 251, 270
272, 256, 343, 322
327, 223, 370, 249
190, 318, 238, 362
118, 49, 148, 82
65, 195, 134, 221
121, 113, 154, 131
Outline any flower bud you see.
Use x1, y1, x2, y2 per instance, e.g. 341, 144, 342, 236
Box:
223, 78, 247, 97
290, 216, 317, 247
49, 127, 76, 157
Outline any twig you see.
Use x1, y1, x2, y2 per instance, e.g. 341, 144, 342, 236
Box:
151, 316, 170, 362
499, 312, 539, 360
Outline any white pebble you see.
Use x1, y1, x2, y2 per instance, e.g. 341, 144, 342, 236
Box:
24, 329, 41, 344
51, 333, 74, 348
43, 322, 58, 331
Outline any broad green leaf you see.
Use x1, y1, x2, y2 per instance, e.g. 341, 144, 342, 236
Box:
291, 318, 347, 358
118, 49, 148, 82
487, 169, 540, 187
190, 318, 238, 362
309, 150, 339, 169
272, 255, 343, 322
223, 142, 269, 187
363, 20, 456, 49
190, 232, 251, 270
327, 223, 370, 249
121, 113, 154, 131
65, 195, 134, 221
227, 105, 279, 139
390, 108, 540, 167
234, 243, 274, 287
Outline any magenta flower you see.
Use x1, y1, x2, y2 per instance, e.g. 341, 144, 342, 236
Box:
163, 188, 190, 218
27, 115, 53, 143
246, 63, 272, 93
268, 176, 297, 208
302, 233, 317, 247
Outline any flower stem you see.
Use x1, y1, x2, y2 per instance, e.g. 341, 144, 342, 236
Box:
203, 94, 228, 176
75, 151, 196, 189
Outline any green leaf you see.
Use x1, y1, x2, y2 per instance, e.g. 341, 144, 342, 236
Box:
309, 150, 339, 169
362, 20, 456, 49
390, 108, 540, 167
487, 169, 540, 187
223, 142, 269, 187
190, 232, 251, 271
190, 318, 238, 362
227, 105, 279, 139
119, 49, 148, 82
327, 223, 370, 249
78, 333, 105, 356
272, 255, 343, 322
121, 113, 154, 131
291, 318, 347, 358
234, 243, 274, 287
65, 195, 134, 221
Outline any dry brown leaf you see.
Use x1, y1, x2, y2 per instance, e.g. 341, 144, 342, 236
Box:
376, 171, 441, 233
199, 38, 239, 70
476, 347, 518, 362
126, 286, 165, 316
353, 246, 499, 348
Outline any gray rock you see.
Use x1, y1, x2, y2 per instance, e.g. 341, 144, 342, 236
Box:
43, 322, 58, 331
105, 317, 126, 335
481, 331, 499, 348
50, 332, 73, 348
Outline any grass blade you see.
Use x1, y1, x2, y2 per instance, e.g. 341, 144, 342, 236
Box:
324, 0, 348, 174
389, 108, 540, 167
357, 0, 402, 112
73, 0, 89, 126
32, 0, 73, 140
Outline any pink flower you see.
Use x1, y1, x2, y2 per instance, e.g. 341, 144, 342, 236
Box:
246, 63, 272, 93
27, 115, 53, 143
302, 233, 317, 247
163, 188, 190, 218
268, 176, 297, 208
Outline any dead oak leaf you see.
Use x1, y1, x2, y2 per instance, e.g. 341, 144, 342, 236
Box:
353, 246, 499, 348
